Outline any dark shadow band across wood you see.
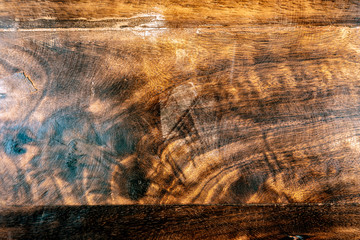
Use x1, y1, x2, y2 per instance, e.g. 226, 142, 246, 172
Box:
0, 204, 359, 239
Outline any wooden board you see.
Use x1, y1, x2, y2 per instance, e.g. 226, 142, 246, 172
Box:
0, 0, 360, 238
0, 0, 360, 28
0, 26, 359, 205
0, 204, 360, 239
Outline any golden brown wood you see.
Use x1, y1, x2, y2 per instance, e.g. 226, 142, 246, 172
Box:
0, 25, 359, 205
1, 0, 360, 238
0, 0, 359, 29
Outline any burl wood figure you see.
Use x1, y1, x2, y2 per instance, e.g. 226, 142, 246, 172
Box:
0, 0, 360, 239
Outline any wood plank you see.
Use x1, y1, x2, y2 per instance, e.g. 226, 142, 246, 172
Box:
0, 26, 359, 205
0, 1, 359, 238
0, 0, 359, 29
0, 204, 359, 239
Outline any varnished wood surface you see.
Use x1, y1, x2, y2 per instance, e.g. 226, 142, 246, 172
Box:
0, 204, 359, 239
1, 0, 360, 238
0, 0, 359, 209
0, 0, 360, 29
0, 26, 359, 205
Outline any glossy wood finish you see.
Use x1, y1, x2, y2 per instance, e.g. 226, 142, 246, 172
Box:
1, 25, 360, 205
0, 0, 360, 238
0, 204, 360, 239
0, 0, 360, 28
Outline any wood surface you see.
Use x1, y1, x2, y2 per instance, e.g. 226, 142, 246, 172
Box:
1, 24, 360, 205
0, 0, 360, 238
0, 0, 360, 28
0, 204, 360, 240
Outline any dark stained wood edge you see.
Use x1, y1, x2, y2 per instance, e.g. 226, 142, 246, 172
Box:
0, 204, 359, 239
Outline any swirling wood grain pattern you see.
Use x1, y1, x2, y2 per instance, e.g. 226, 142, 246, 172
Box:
0, 24, 359, 205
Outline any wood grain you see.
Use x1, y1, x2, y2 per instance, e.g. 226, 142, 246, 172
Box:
1, 0, 360, 238
0, 0, 359, 29
0, 24, 359, 205
0, 204, 359, 239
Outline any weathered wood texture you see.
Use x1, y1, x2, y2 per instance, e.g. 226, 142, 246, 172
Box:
0, 25, 359, 205
0, 204, 359, 239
